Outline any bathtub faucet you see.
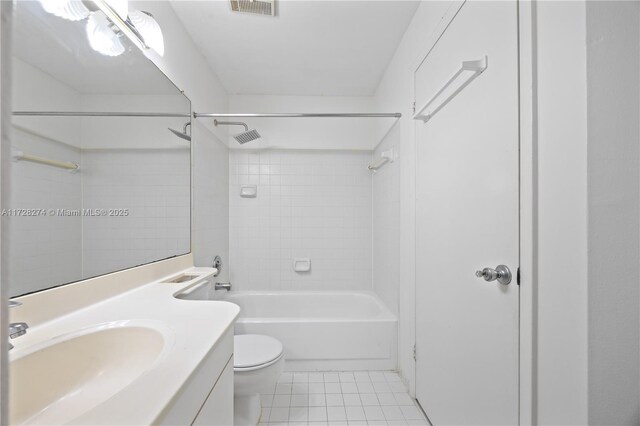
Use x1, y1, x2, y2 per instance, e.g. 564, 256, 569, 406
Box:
8, 300, 27, 351
215, 282, 232, 291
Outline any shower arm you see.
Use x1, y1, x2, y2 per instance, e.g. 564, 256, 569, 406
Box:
213, 120, 248, 131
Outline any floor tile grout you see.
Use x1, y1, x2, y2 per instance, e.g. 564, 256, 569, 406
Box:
260, 370, 428, 426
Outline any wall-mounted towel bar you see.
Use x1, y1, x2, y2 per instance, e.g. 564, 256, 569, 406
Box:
413, 56, 488, 123
12, 149, 79, 171
368, 148, 395, 172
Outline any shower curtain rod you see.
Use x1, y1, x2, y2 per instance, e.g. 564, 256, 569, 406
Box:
193, 112, 402, 118
13, 111, 402, 118
12, 111, 191, 117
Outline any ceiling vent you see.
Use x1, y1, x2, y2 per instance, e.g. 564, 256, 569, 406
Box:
230, 0, 276, 16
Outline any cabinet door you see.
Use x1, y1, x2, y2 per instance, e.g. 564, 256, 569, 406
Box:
193, 356, 234, 426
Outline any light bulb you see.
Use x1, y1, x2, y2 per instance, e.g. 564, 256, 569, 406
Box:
39, 0, 90, 21
86, 11, 125, 57
128, 10, 165, 56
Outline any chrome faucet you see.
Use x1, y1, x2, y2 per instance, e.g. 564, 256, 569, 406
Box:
9, 322, 28, 338
215, 282, 232, 291
8, 300, 28, 351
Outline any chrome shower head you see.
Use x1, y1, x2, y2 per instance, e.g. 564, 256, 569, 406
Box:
168, 122, 191, 141
214, 119, 261, 144
233, 129, 261, 144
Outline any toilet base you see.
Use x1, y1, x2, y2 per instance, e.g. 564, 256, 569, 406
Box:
234, 393, 262, 426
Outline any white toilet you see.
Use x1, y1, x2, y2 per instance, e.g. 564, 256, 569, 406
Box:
233, 334, 285, 425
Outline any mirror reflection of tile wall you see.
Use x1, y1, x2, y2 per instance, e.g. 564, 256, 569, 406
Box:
8, 2, 191, 296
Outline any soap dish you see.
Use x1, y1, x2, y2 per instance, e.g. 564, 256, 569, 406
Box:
293, 258, 311, 272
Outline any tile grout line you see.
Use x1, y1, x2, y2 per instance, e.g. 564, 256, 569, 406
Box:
260, 370, 428, 426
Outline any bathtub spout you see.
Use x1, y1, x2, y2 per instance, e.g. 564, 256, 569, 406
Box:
215, 282, 232, 291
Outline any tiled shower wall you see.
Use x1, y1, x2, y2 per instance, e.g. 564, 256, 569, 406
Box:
229, 150, 372, 291
82, 148, 191, 278
8, 128, 82, 296
372, 129, 400, 315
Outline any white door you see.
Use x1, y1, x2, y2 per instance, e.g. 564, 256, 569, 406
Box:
414, 1, 519, 425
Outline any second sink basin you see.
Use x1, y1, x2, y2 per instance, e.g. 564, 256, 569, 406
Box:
10, 321, 170, 425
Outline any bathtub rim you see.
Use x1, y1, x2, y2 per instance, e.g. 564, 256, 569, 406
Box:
223, 290, 398, 322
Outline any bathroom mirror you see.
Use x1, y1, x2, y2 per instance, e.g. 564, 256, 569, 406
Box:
8, 1, 191, 296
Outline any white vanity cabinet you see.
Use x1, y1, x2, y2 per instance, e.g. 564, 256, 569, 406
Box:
158, 330, 234, 425
193, 358, 234, 425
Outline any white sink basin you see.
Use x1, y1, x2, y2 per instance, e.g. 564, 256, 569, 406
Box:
10, 321, 168, 425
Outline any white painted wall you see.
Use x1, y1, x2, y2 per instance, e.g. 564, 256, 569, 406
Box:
535, 3, 589, 423
80, 94, 190, 150
12, 58, 81, 148
229, 149, 372, 291
373, 0, 455, 395
585, 2, 640, 424
14, 59, 190, 152
131, 1, 231, 276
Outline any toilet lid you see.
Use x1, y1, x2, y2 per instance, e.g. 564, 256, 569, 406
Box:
234, 334, 284, 369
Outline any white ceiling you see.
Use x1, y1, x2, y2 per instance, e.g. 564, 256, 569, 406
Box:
170, 0, 420, 96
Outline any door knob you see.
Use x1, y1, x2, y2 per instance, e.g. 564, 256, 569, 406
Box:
475, 265, 512, 285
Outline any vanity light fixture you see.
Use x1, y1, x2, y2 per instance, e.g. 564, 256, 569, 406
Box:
104, 0, 129, 20
38, 0, 90, 21
38, 0, 165, 58
93, 0, 165, 57
92, 1, 148, 54
127, 10, 165, 57
86, 10, 125, 57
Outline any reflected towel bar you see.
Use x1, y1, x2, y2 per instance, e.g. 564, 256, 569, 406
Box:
12, 149, 79, 171
368, 148, 395, 172
413, 56, 488, 123
368, 157, 389, 171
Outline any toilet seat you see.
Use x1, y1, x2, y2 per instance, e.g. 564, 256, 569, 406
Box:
234, 334, 284, 371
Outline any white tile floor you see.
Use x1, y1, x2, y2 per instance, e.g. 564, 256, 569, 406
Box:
259, 371, 429, 426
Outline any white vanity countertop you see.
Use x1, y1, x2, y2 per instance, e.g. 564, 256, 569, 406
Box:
9, 267, 239, 426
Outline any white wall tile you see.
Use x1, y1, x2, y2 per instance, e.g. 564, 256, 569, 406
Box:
82, 149, 190, 278
192, 121, 229, 275
8, 128, 82, 295
229, 149, 372, 291
372, 131, 400, 315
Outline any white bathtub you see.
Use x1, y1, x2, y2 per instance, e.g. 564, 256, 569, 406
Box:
178, 286, 397, 371
226, 291, 398, 371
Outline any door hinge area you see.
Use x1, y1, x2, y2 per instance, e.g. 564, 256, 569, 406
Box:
517, 267, 520, 285
412, 101, 416, 114
413, 344, 417, 361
